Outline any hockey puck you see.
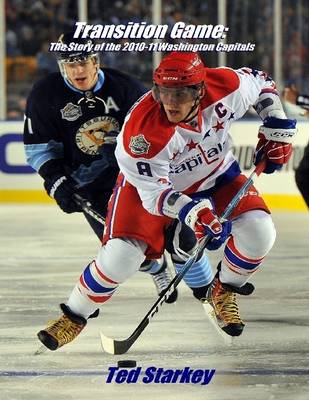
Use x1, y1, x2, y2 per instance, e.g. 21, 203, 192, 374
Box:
117, 360, 137, 368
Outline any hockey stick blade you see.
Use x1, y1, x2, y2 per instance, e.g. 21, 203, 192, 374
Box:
100, 285, 179, 354
100, 321, 148, 355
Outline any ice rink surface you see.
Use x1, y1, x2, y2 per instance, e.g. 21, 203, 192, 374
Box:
0, 205, 308, 400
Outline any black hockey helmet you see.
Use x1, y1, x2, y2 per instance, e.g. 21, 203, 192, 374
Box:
57, 31, 100, 78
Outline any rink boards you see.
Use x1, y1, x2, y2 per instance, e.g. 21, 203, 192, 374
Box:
0, 120, 308, 210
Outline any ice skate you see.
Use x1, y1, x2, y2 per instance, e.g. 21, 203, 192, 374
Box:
37, 303, 87, 351
151, 257, 178, 304
203, 272, 254, 337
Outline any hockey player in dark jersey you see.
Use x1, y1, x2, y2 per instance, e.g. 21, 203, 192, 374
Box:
283, 85, 309, 208
23, 32, 178, 302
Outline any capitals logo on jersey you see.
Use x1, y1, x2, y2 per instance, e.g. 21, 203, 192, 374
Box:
76, 116, 120, 155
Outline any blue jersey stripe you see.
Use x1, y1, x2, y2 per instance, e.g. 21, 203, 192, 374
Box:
24, 141, 64, 171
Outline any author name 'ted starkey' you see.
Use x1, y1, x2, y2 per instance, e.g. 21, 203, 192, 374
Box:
106, 366, 216, 385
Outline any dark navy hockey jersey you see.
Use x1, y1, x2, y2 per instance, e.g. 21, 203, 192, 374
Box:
23, 68, 147, 192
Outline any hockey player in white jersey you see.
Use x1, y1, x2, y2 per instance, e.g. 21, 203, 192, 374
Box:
37, 52, 297, 350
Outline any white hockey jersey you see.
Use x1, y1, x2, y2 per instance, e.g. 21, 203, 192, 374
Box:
115, 67, 277, 216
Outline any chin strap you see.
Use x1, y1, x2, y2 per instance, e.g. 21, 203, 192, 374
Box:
180, 83, 205, 123
180, 97, 200, 123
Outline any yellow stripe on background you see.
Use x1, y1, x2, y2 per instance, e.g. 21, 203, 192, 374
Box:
0, 190, 54, 203
263, 194, 307, 211
0, 190, 307, 211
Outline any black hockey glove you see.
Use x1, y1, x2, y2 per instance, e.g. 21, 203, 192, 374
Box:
44, 175, 82, 214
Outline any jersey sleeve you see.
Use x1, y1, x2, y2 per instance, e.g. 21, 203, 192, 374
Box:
115, 94, 189, 216
116, 132, 195, 218
115, 131, 174, 216
231, 67, 278, 120
23, 84, 65, 179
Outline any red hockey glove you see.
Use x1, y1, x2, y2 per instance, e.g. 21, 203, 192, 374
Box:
254, 138, 292, 173
179, 199, 232, 251
254, 116, 297, 174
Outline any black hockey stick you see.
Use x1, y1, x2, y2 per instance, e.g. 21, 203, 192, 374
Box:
73, 194, 106, 225
100, 159, 267, 354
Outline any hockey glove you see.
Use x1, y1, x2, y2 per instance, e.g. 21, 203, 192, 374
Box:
44, 175, 82, 214
254, 116, 297, 174
179, 199, 232, 251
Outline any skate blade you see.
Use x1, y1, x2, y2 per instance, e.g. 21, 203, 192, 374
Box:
34, 345, 48, 355
202, 302, 233, 346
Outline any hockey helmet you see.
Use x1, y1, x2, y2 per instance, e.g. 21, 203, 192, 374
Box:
152, 52, 205, 105
57, 31, 99, 78
153, 52, 205, 87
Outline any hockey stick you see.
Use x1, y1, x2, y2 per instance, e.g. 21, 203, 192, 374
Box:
73, 194, 106, 225
100, 159, 267, 354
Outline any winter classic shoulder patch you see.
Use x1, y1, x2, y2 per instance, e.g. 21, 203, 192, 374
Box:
129, 134, 151, 155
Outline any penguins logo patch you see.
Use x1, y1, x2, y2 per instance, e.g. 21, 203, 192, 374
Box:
75, 116, 120, 155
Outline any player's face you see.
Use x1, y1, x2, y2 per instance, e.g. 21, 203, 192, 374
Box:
64, 59, 98, 90
156, 86, 200, 123
163, 101, 196, 123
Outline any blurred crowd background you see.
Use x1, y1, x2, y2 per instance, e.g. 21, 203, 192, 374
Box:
4, 0, 309, 120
